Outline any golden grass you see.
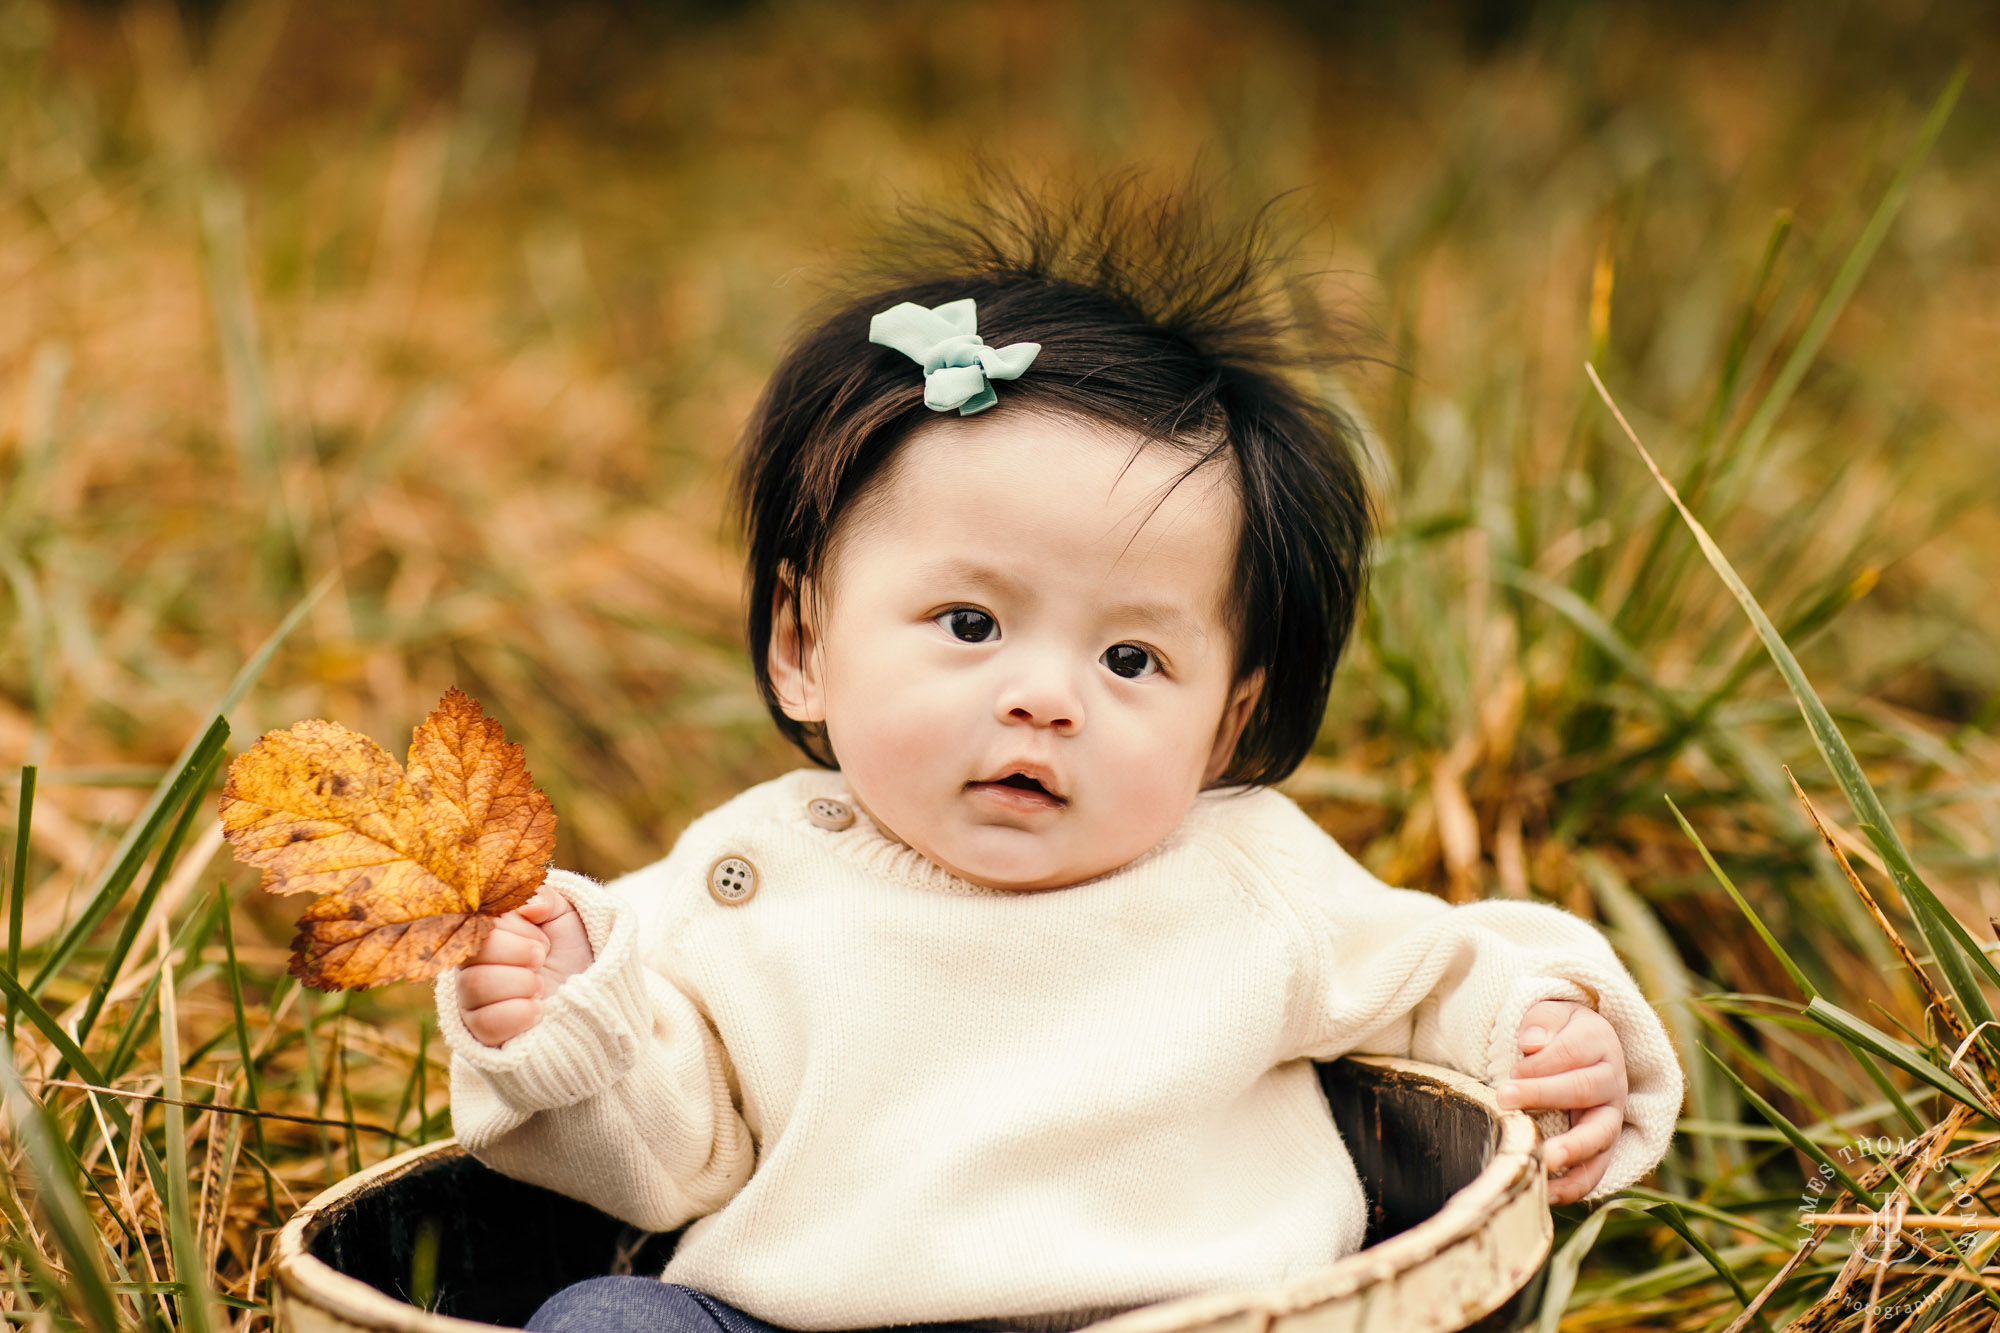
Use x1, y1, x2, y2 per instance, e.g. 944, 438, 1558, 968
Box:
4, 1, 2000, 1328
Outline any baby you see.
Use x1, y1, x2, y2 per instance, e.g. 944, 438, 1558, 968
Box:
436, 182, 1685, 1333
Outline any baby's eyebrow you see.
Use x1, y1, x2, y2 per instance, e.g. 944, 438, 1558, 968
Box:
916, 557, 1032, 601
1103, 599, 1204, 644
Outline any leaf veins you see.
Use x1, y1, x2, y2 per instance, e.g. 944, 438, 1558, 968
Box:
216, 687, 557, 990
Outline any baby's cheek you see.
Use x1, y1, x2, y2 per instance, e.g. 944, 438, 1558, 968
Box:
1084, 717, 1208, 855
828, 674, 967, 804
1089, 797, 1182, 872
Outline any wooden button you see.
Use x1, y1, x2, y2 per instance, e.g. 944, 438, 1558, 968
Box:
708, 855, 758, 905
805, 797, 855, 830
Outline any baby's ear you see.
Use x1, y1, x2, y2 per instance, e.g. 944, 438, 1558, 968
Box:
1202, 667, 1265, 785
767, 562, 827, 723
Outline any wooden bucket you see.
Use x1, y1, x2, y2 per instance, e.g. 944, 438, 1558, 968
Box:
275, 1055, 1551, 1333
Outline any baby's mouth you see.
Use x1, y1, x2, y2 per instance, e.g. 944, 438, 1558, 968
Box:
966, 771, 1067, 809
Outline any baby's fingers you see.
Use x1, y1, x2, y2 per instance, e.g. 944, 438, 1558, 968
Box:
1546, 1144, 1611, 1205
1542, 1102, 1622, 1174
461, 997, 542, 1048
458, 961, 543, 1009
1514, 1009, 1618, 1077
1497, 1059, 1623, 1111
1543, 1104, 1621, 1204
518, 888, 574, 927
468, 921, 548, 969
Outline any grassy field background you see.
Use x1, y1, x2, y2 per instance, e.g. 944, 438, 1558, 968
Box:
5, 0, 2000, 1328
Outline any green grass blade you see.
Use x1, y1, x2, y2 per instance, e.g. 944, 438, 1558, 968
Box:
1857, 822, 2000, 1040
1587, 366, 2000, 1028
0, 1048, 122, 1333
1665, 796, 1816, 1001
159, 952, 221, 1333
416, 1012, 433, 1139
1696, 210, 1795, 466
98, 883, 230, 1106
87, 1166, 160, 1331
96, 1282, 260, 1311
2, 959, 170, 1192
1599, 569, 1881, 805
1803, 997, 1985, 1111
1618, 1186, 1790, 1247
100, 957, 168, 1087
1846, 1048, 1926, 1137
1701, 1042, 1876, 1205
29, 569, 330, 996
392, 1021, 423, 1138
4, 765, 28, 1045
220, 883, 279, 1222
1695, 1008, 1834, 1125
0, 967, 122, 1131
1618, 209, 1794, 642
1714, 64, 1966, 507
297, 988, 337, 1181
336, 1019, 363, 1175
0, 1183, 90, 1326
1644, 1201, 1770, 1330
1491, 563, 1687, 724
28, 717, 229, 996
214, 568, 340, 723
1624, 1184, 1800, 1248
1535, 1200, 1644, 1333
66, 744, 226, 1061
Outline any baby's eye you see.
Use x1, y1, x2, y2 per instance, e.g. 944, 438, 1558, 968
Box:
938, 608, 998, 643
1102, 643, 1158, 679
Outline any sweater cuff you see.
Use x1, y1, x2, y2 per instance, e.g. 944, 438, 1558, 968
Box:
1486, 968, 1685, 1203
1485, 972, 1595, 1089
434, 869, 652, 1112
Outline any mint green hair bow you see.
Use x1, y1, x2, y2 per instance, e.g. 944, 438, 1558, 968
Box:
867, 297, 1042, 415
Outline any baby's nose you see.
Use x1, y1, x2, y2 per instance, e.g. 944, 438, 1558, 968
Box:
996, 666, 1083, 732
1006, 702, 1076, 731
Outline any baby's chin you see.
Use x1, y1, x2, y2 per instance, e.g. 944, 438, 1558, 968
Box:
850, 786, 1178, 891
912, 823, 1149, 893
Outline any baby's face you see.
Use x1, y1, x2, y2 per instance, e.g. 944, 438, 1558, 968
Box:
770, 410, 1260, 891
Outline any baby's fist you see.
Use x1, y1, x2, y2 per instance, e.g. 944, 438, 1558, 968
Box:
1496, 999, 1628, 1205
456, 887, 595, 1047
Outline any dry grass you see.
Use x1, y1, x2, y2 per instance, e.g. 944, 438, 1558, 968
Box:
4, 0, 2000, 1328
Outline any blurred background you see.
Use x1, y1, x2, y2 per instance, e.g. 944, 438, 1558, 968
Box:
3, 0, 1999, 1326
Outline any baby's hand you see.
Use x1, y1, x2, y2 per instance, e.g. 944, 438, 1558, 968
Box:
1495, 999, 1627, 1205
456, 887, 595, 1047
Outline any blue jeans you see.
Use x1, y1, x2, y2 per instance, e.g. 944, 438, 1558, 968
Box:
525, 1277, 1020, 1333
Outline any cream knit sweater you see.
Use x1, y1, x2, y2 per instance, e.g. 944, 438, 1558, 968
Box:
436, 767, 1684, 1332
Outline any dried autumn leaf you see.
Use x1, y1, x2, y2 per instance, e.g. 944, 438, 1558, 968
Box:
216, 687, 557, 991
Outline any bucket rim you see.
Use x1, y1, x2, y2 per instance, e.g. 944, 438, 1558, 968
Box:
274, 1136, 496, 1333
1076, 1055, 1548, 1333
273, 1053, 1549, 1333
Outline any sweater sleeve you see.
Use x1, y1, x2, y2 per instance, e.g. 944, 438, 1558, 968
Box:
434, 867, 756, 1232
1274, 820, 1685, 1203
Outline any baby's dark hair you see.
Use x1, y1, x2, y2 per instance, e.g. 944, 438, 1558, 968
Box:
732, 166, 1375, 789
